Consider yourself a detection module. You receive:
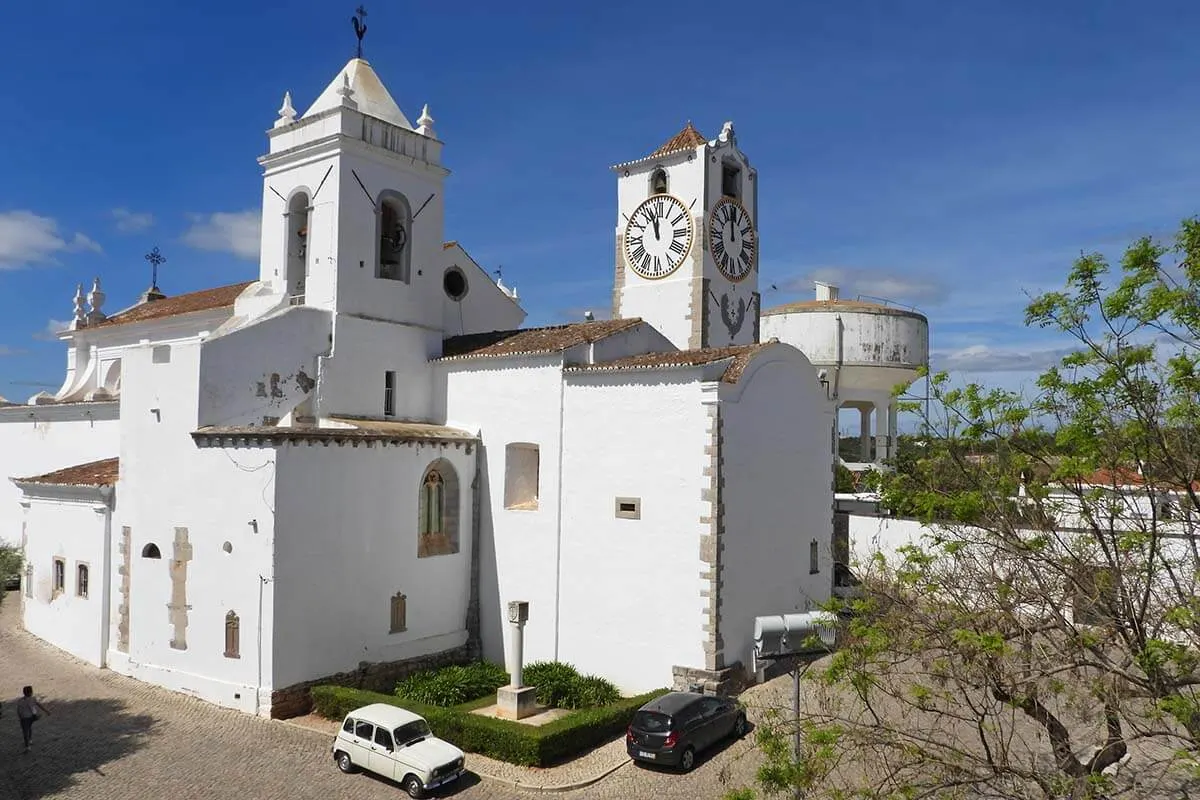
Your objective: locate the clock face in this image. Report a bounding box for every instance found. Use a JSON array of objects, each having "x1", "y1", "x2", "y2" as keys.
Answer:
[
  {"x1": 708, "y1": 198, "x2": 757, "y2": 282},
  {"x1": 624, "y1": 194, "x2": 693, "y2": 280}
]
